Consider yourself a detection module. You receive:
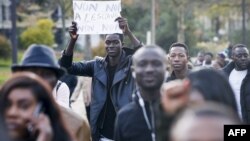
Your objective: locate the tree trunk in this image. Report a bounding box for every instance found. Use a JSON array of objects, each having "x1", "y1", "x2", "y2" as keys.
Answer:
[
  {"x1": 61, "y1": 4, "x2": 66, "y2": 49},
  {"x1": 242, "y1": 0, "x2": 246, "y2": 44},
  {"x1": 177, "y1": 6, "x2": 185, "y2": 43},
  {"x1": 11, "y1": 0, "x2": 17, "y2": 64}
]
